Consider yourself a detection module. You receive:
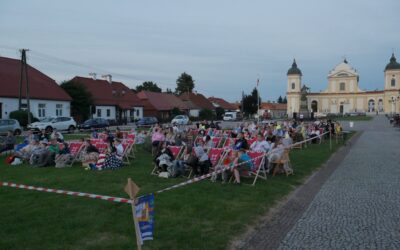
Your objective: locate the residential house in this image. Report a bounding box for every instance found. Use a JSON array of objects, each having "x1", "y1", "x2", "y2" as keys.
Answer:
[
  {"x1": 179, "y1": 92, "x2": 215, "y2": 117},
  {"x1": 208, "y1": 97, "x2": 236, "y2": 111},
  {"x1": 0, "y1": 56, "x2": 72, "y2": 119},
  {"x1": 259, "y1": 102, "x2": 287, "y2": 119},
  {"x1": 137, "y1": 91, "x2": 189, "y2": 120},
  {"x1": 71, "y1": 76, "x2": 143, "y2": 123}
]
